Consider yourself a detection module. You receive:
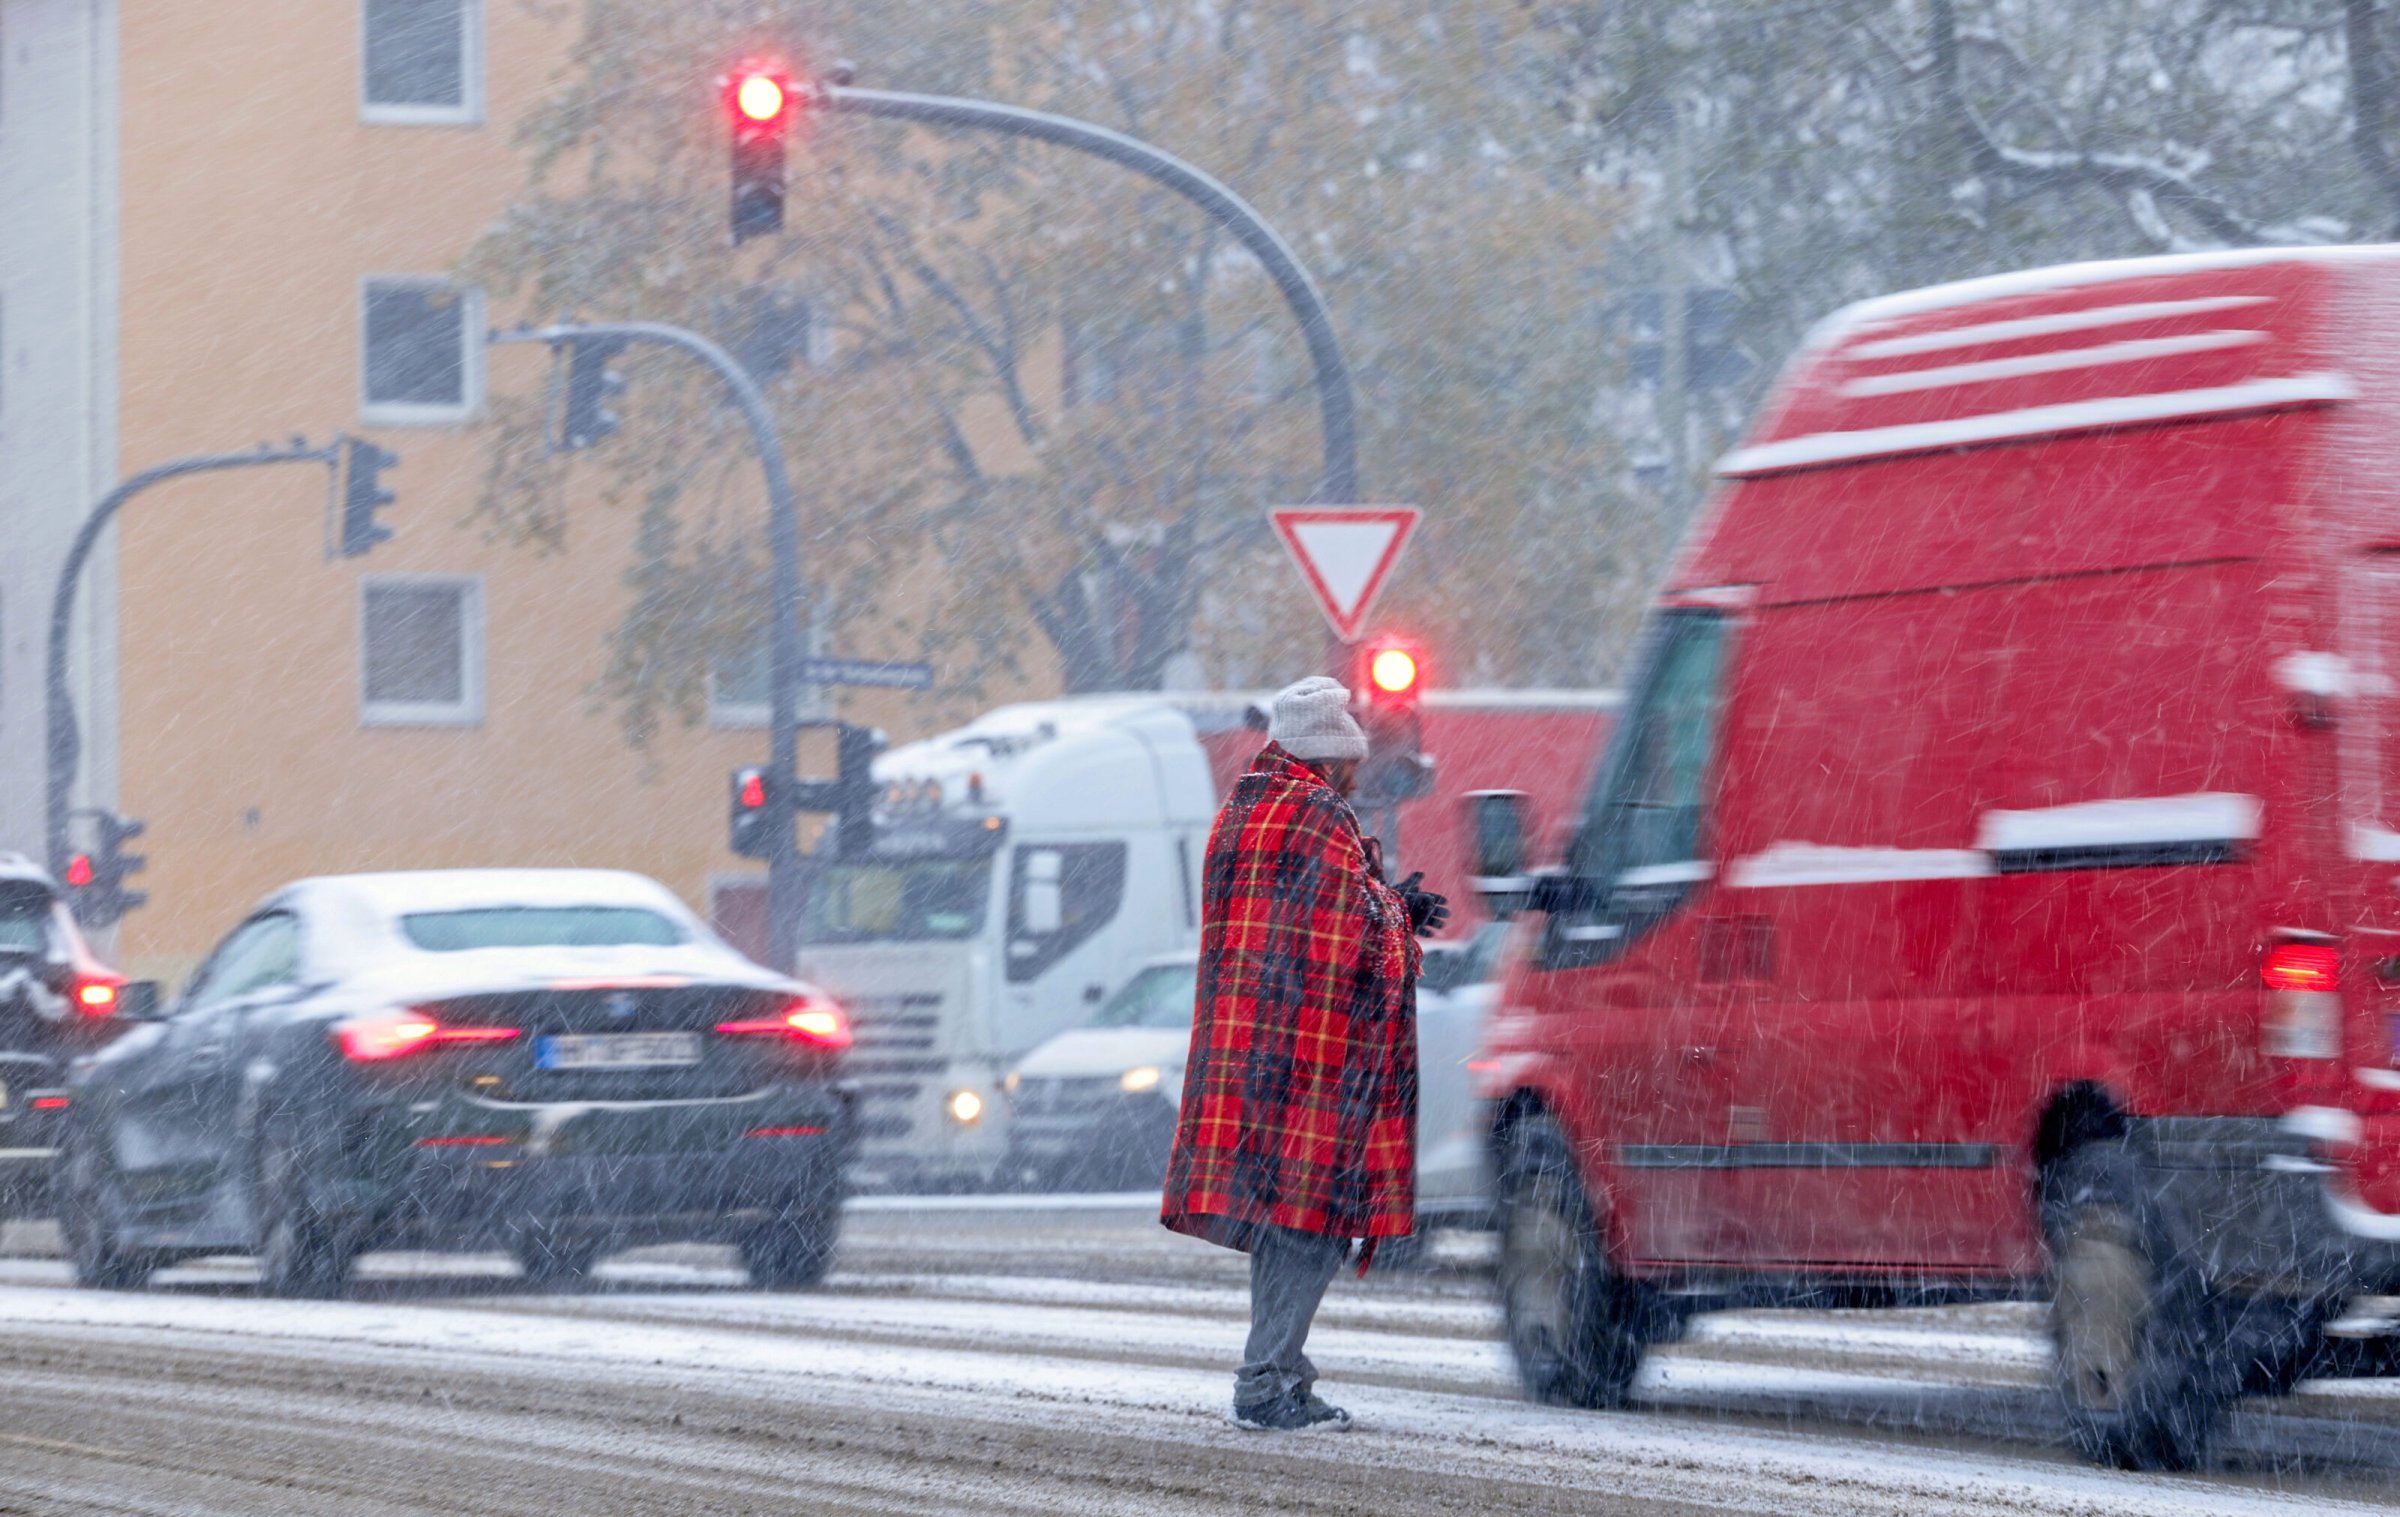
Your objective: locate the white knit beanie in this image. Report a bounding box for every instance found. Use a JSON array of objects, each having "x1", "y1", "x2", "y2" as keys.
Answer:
[{"x1": 1269, "y1": 676, "x2": 1369, "y2": 762}]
